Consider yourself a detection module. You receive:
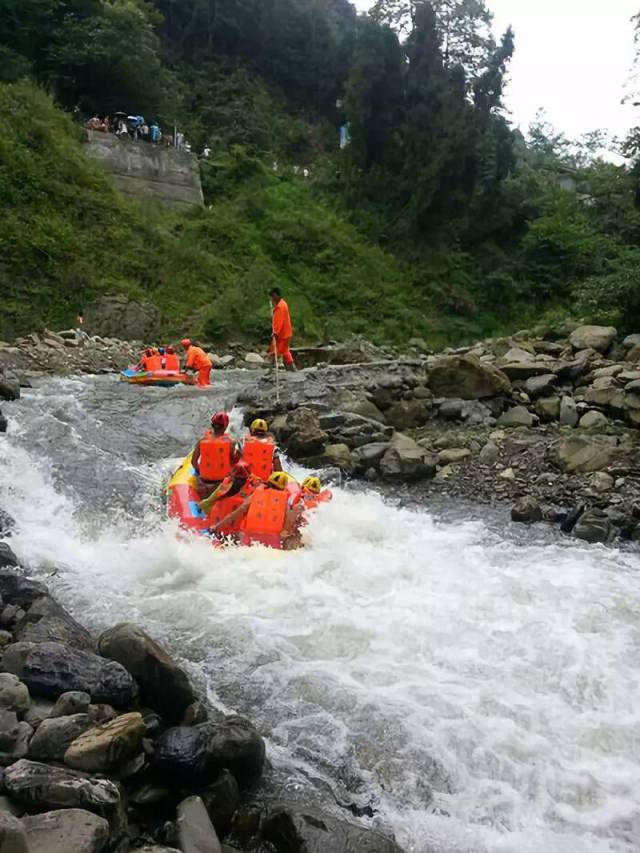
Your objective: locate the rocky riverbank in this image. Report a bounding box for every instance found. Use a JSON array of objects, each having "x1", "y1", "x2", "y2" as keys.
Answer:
[
  {"x1": 0, "y1": 536, "x2": 404, "y2": 853},
  {"x1": 238, "y1": 324, "x2": 640, "y2": 546}
]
